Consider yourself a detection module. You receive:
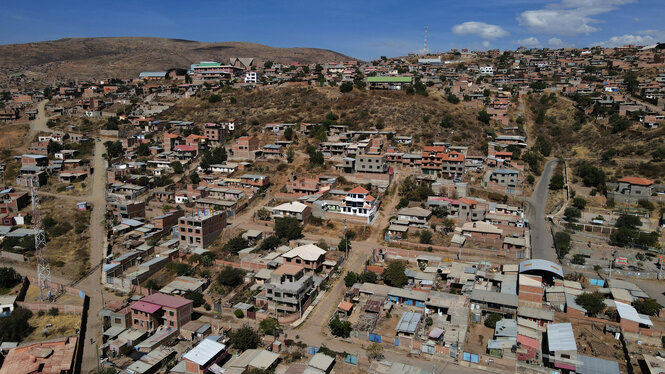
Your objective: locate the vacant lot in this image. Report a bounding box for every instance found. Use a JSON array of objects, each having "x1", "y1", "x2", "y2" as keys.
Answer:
[{"x1": 24, "y1": 313, "x2": 81, "y2": 343}]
